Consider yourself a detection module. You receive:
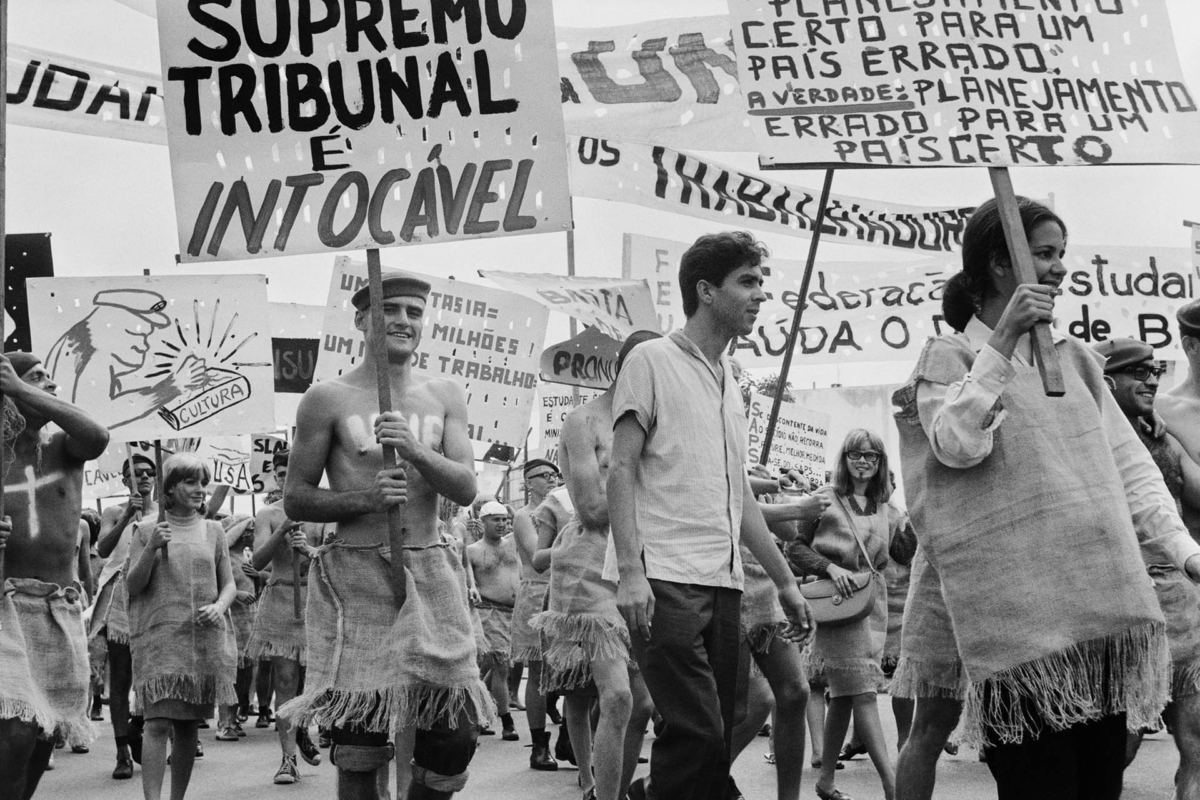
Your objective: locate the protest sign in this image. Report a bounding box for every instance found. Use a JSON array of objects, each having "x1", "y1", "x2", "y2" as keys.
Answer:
[
  {"x1": 270, "y1": 303, "x2": 323, "y2": 395},
  {"x1": 537, "y1": 384, "x2": 603, "y2": 465},
  {"x1": 627, "y1": 232, "x2": 1199, "y2": 366},
  {"x1": 315, "y1": 257, "x2": 548, "y2": 457},
  {"x1": 572, "y1": 136, "x2": 973, "y2": 252},
  {"x1": 558, "y1": 16, "x2": 754, "y2": 152},
  {"x1": 745, "y1": 391, "x2": 829, "y2": 481},
  {"x1": 540, "y1": 326, "x2": 621, "y2": 390},
  {"x1": 5, "y1": 42, "x2": 166, "y2": 145},
  {"x1": 157, "y1": 0, "x2": 571, "y2": 263},
  {"x1": 727, "y1": 0, "x2": 1200, "y2": 168},
  {"x1": 85, "y1": 439, "x2": 189, "y2": 501},
  {"x1": 791, "y1": 384, "x2": 902, "y2": 490},
  {"x1": 479, "y1": 272, "x2": 660, "y2": 340},
  {"x1": 4, "y1": 233, "x2": 53, "y2": 352},
  {"x1": 27, "y1": 275, "x2": 275, "y2": 440}
]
